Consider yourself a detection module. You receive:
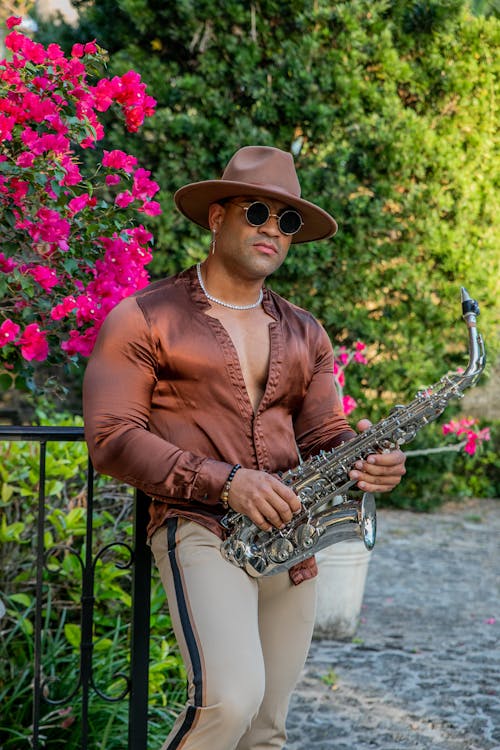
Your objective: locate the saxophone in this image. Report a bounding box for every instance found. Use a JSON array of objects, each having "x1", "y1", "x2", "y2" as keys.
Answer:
[{"x1": 221, "y1": 288, "x2": 486, "y2": 578}]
